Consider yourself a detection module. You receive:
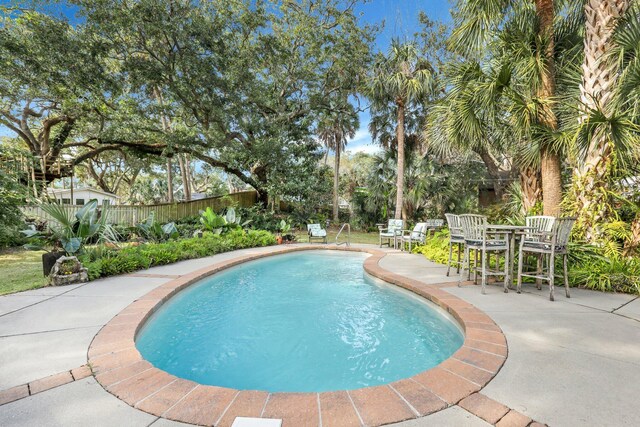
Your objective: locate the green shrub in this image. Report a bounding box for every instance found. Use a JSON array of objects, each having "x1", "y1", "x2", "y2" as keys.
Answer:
[
  {"x1": 412, "y1": 230, "x2": 458, "y2": 264},
  {"x1": 78, "y1": 229, "x2": 276, "y2": 280}
]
